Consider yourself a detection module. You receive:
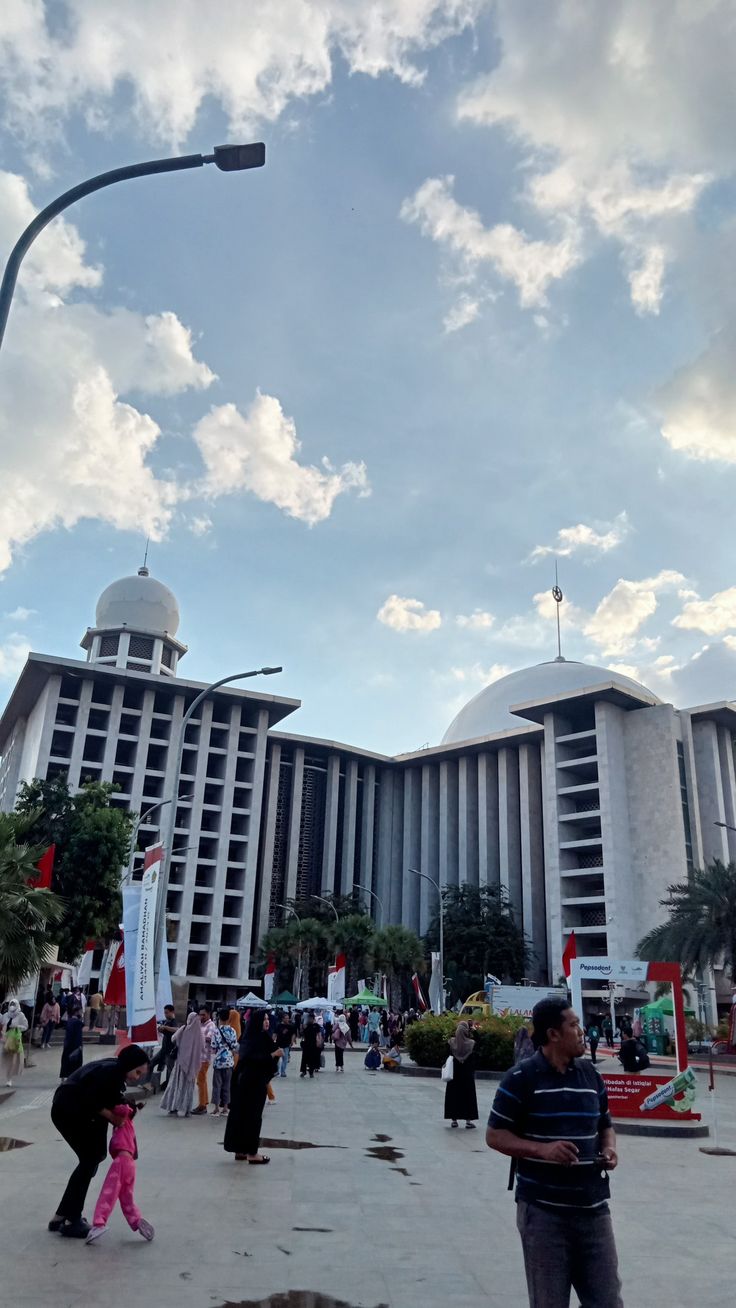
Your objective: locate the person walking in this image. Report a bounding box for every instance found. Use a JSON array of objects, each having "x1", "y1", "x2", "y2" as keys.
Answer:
[
  {"x1": 299, "y1": 1012, "x2": 323, "y2": 1078},
  {"x1": 48, "y1": 1046, "x2": 150, "y2": 1239},
  {"x1": 224, "y1": 1011, "x2": 281, "y2": 1163},
  {"x1": 602, "y1": 1015, "x2": 614, "y2": 1049},
  {"x1": 275, "y1": 1012, "x2": 295, "y2": 1077},
  {"x1": 40, "y1": 992, "x2": 60, "y2": 1050},
  {"x1": 151, "y1": 1004, "x2": 179, "y2": 1088},
  {"x1": 192, "y1": 1005, "x2": 216, "y2": 1116},
  {"x1": 367, "y1": 1006, "x2": 381, "y2": 1043},
  {"x1": 348, "y1": 1006, "x2": 360, "y2": 1044},
  {"x1": 443, "y1": 1021, "x2": 478, "y2": 1129},
  {"x1": 333, "y1": 1011, "x2": 353, "y2": 1071},
  {"x1": 160, "y1": 1011, "x2": 205, "y2": 1118},
  {"x1": 210, "y1": 1006, "x2": 238, "y2": 1115},
  {"x1": 586, "y1": 1017, "x2": 601, "y2": 1064},
  {"x1": 88, "y1": 990, "x2": 104, "y2": 1032},
  {"x1": 1, "y1": 999, "x2": 28, "y2": 1086},
  {"x1": 487, "y1": 996, "x2": 622, "y2": 1308},
  {"x1": 60, "y1": 1005, "x2": 84, "y2": 1080}
]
